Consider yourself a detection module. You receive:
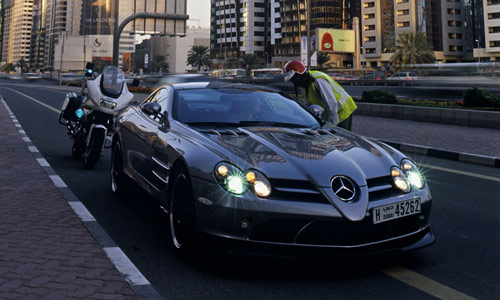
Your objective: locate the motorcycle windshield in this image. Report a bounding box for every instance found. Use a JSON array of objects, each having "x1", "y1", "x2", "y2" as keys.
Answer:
[{"x1": 100, "y1": 66, "x2": 125, "y2": 98}]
